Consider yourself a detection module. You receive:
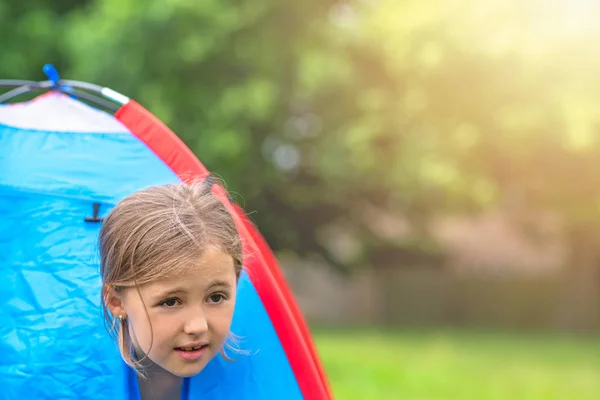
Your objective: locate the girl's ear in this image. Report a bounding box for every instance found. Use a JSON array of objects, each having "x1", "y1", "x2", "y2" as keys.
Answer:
[{"x1": 103, "y1": 285, "x2": 126, "y2": 318}]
